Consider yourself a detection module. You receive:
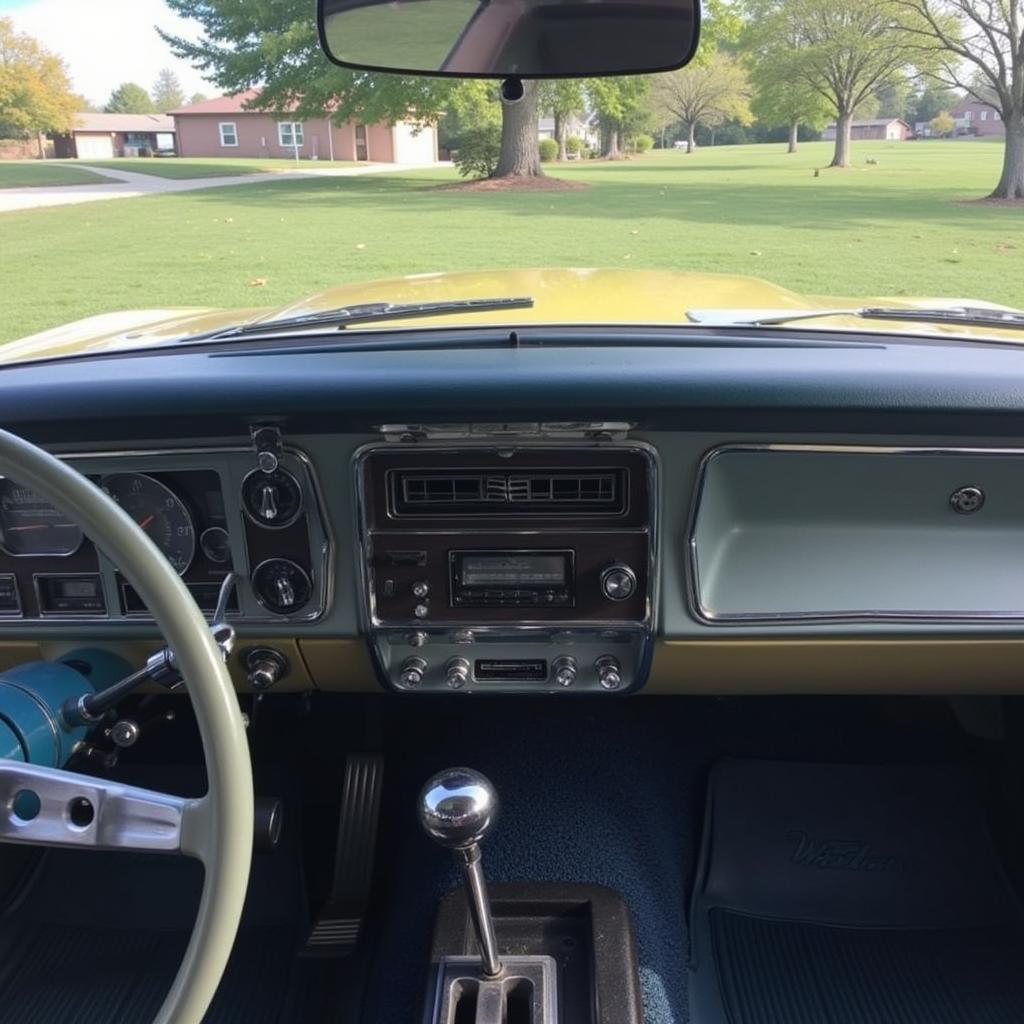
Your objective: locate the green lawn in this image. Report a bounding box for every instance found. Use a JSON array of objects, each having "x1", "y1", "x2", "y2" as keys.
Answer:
[
  {"x1": 0, "y1": 162, "x2": 119, "y2": 189},
  {"x1": 2, "y1": 140, "x2": 1022, "y2": 343},
  {"x1": 81, "y1": 157, "x2": 363, "y2": 179}
]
